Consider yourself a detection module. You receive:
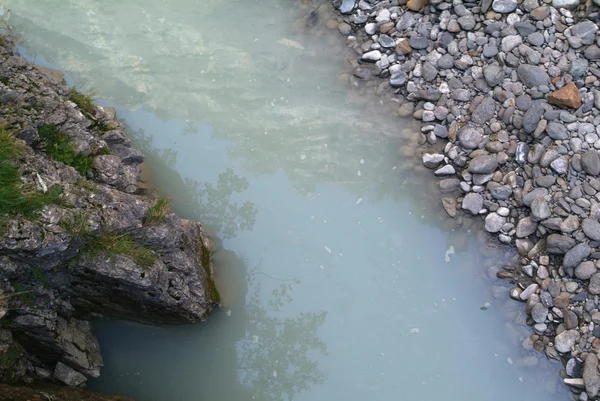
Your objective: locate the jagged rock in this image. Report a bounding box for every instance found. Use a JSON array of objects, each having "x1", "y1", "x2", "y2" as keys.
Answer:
[
  {"x1": 54, "y1": 362, "x2": 87, "y2": 387},
  {"x1": 547, "y1": 82, "x2": 582, "y2": 109}
]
